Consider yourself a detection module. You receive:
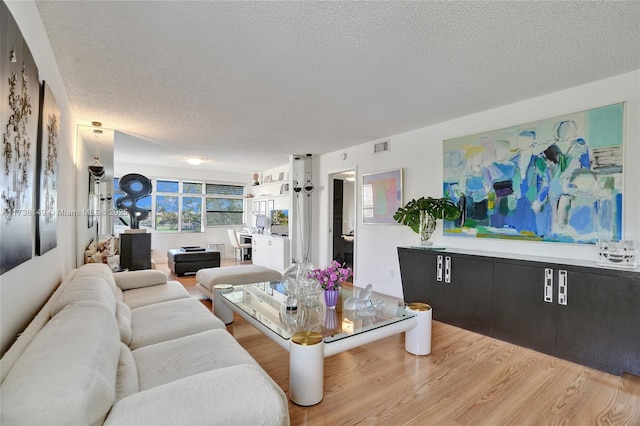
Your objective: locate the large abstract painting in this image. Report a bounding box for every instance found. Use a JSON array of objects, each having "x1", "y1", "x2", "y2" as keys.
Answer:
[
  {"x1": 443, "y1": 103, "x2": 624, "y2": 244},
  {"x1": 1, "y1": 2, "x2": 40, "y2": 274},
  {"x1": 36, "y1": 82, "x2": 59, "y2": 255}
]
